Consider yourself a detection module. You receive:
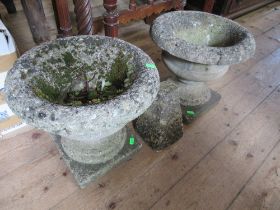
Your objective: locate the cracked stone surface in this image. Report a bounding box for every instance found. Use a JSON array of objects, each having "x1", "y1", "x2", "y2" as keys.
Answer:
[{"x1": 133, "y1": 80, "x2": 183, "y2": 150}]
